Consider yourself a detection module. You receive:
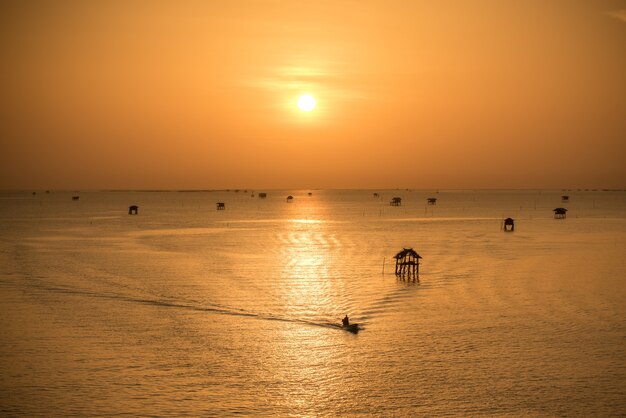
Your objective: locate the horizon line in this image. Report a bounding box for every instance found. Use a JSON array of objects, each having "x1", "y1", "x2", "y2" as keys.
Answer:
[{"x1": 3, "y1": 187, "x2": 626, "y2": 193}]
